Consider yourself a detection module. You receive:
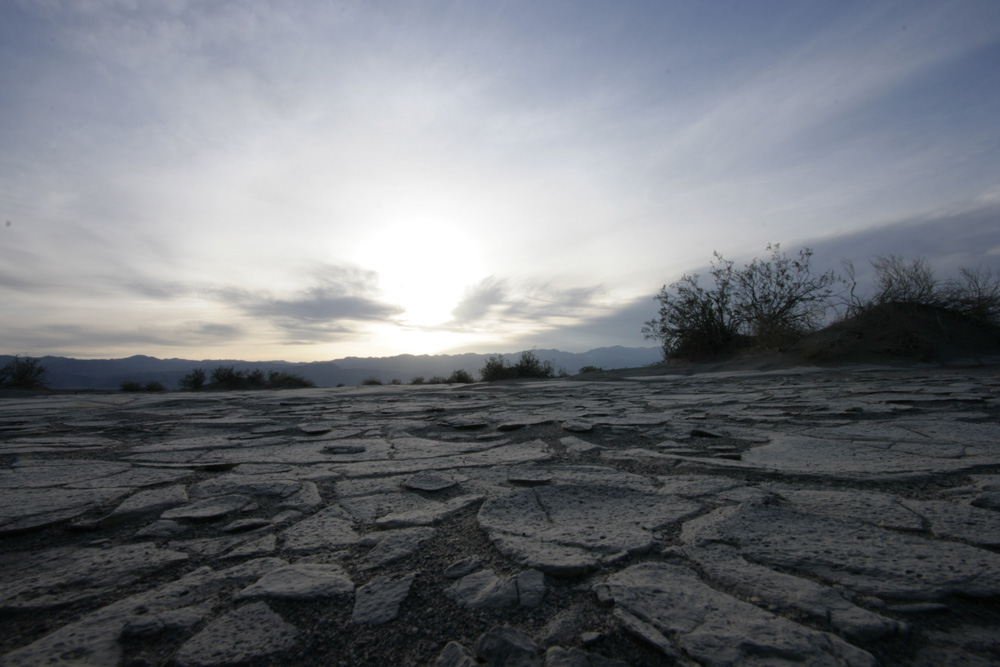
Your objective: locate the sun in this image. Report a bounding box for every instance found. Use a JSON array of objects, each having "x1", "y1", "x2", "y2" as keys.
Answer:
[{"x1": 352, "y1": 217, "x2": 484, "y2": 327}]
